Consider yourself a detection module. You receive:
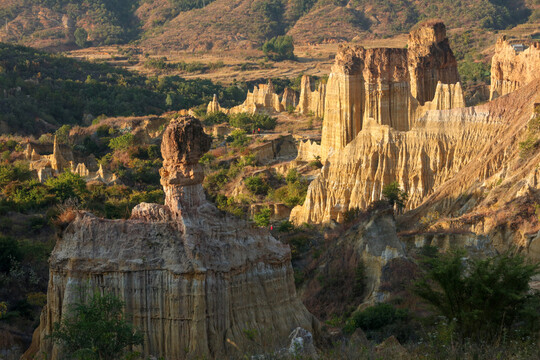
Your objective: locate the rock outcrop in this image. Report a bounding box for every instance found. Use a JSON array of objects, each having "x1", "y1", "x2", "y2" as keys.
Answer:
[
  {"x1": 401, "y1": 84, "x2": 540, "y2": 260},
  {"x1": 296, "y1": 75, "x2": 326, "y2": 118},
  {"x1": 26, "y1": 138, "x2": 118, "y2": 184},
  {"x1": 319, "y1": 21, "x2": 462, "y2": 161},
  {"x1": 24, "y1": 117, "x2": 316, "y2": 360},
  {"x1": 291, "y1": 21, "x2": 470, "y2": 224},
  {"x1": 300, "y1": 206, "x2": 407, "y2": 318},
  {"x1": 489, "y1": 36, "x2": 540, "y2": 100},
  {"x1": 215, "y1": 80, "x2": 284, "y2": 115}
]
